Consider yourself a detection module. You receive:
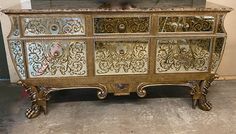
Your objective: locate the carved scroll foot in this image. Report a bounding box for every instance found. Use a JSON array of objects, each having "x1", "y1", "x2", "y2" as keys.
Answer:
[
  {"x1": 190, "y1": 81, "x2": 212, "y2": 111},
  {"x1": 198, "y1": 96, "x2": 212, "y2": 111},
  {"x1": 97, "y1": 84, "x2": 108, "y2": 100},
  {"x1": 18, "y1": 81, "x2": 49, "y2": 119},
  {"x1": 190, "y1": 75, "x2": 216, "y2": 111},
  {"x1": 25, "y1": 104, "x2": 41, "y2": 119},
  {"x1": 137, "y1": 83, "x2": 147, "y2": 98}
]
